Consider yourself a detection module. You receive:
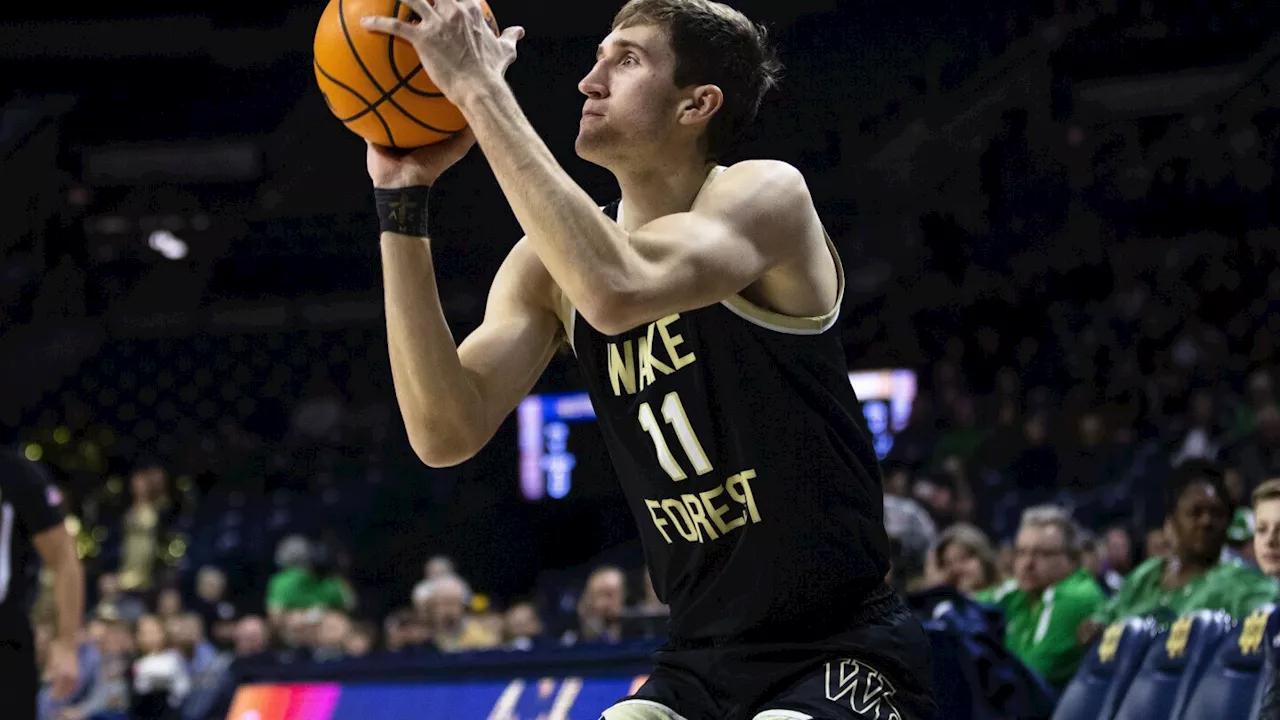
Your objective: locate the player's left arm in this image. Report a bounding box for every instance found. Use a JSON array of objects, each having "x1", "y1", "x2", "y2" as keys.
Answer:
[{"x1": 457, "y1": 87, "x2": 813, "y2": 334}]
